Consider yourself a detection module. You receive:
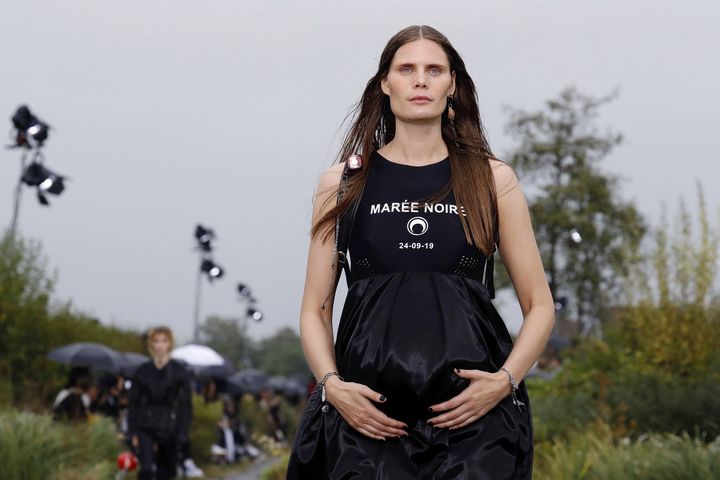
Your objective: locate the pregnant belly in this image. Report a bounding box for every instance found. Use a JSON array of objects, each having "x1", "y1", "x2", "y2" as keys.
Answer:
[{"x1": 334, "y1": 271, "x2": 514, "y2": 422}]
